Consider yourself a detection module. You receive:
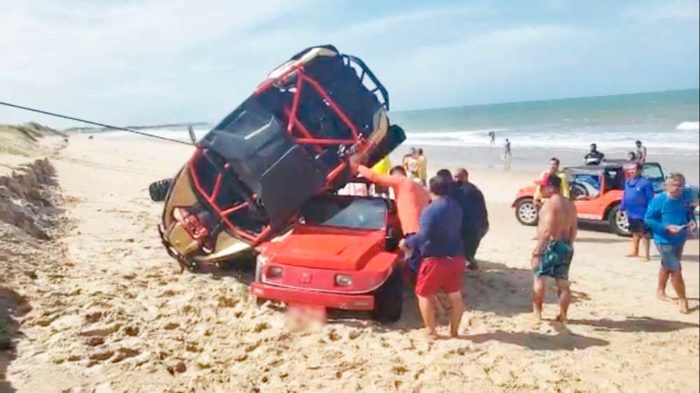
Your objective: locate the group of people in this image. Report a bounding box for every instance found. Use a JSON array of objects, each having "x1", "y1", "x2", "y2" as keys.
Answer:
[
  {"x1": 353, "y1": 155, "x2": 488, "y2": 338},
  {"x1": 540, "y1": 152, "x2": 696, "y2": 315},
  {"x1": 622, "y1": 167, "x2": 696, "y2": 313},
  {"x1": 399, "y1": 147, "x2": 428, "y2": 185},
  {"x1": 348, "y1": 139, "x2": 695, "y2": 337},
  {"x1": 584, "y1": 140, "x2": 647, "y2": 166}
]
